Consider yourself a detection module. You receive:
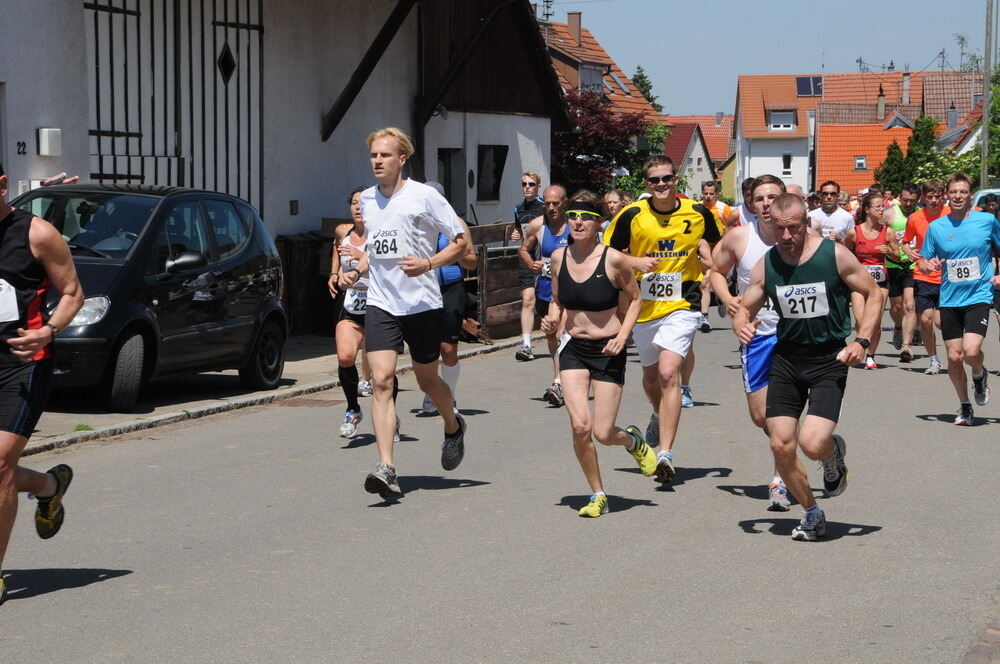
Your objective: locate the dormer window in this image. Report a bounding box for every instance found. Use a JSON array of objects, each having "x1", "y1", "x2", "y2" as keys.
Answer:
[
  {"x1": 768, "y1": 110, "x2": 795, "y2": 131},
  {"x1": 579, "y1": 64, "x2": 605, "y2": 93}
]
